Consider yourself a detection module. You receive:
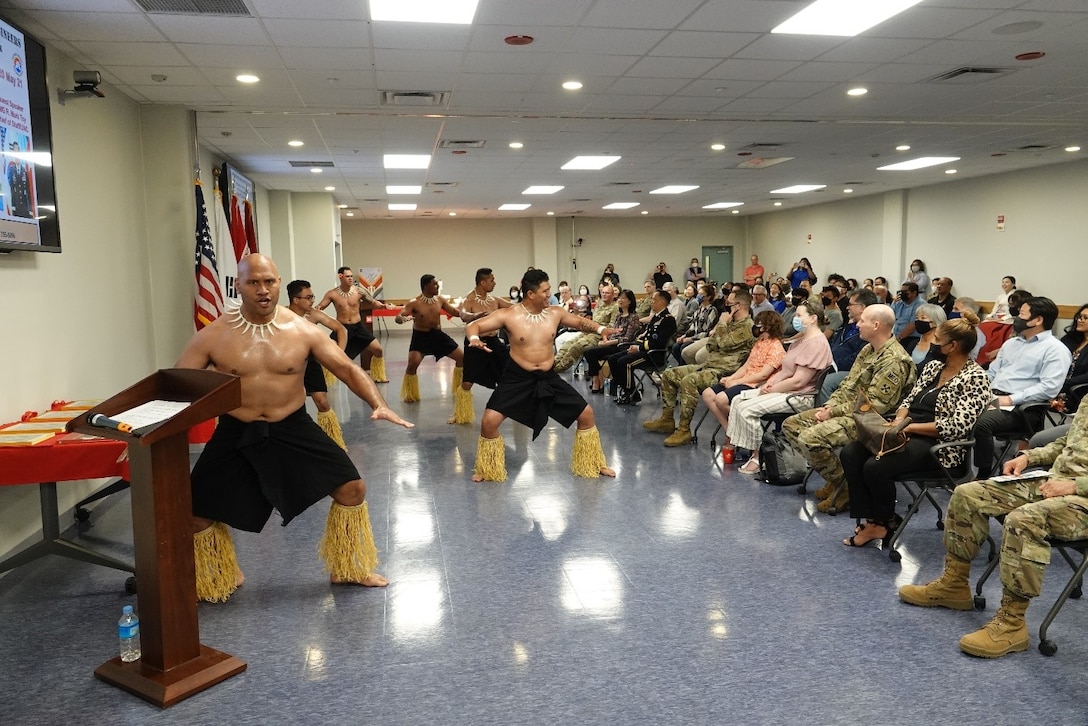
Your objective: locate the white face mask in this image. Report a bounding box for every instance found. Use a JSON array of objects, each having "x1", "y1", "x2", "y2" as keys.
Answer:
[{"x1": 911, "y1": 265, "x2": 920, "y2": 273}]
